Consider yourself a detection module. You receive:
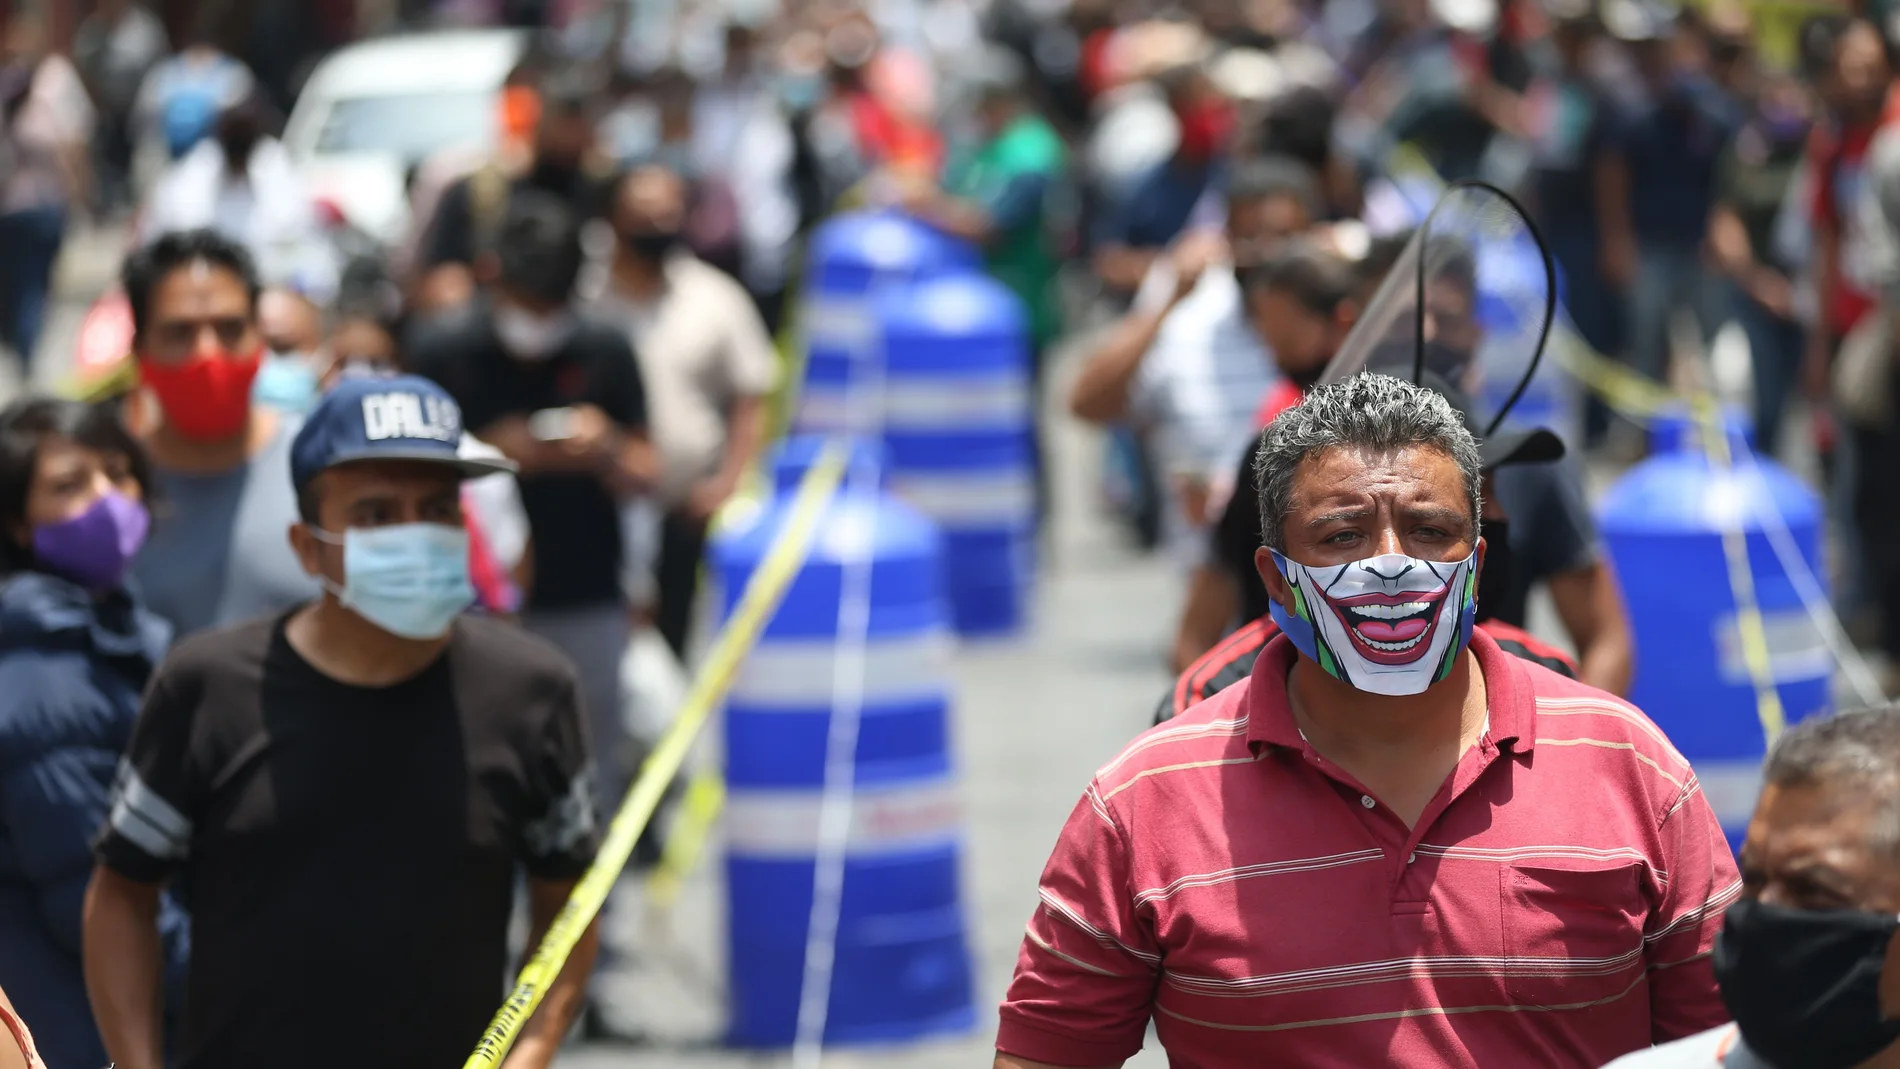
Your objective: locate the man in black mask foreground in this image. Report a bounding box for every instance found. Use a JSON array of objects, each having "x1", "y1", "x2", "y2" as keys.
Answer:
[{"x1": 1603, "y1": 704, "x2": 1900, "y2": 1069}]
